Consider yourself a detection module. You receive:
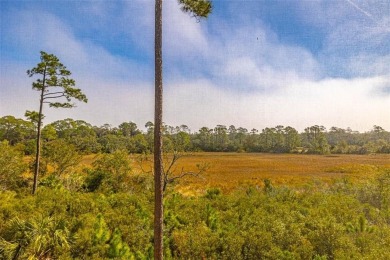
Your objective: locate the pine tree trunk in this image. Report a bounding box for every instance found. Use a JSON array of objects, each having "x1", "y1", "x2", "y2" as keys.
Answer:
[
  {"x1": 32, "y1": 70, "x2": 46, "y2": 195},
  {"x1": 154, "y1": 0, "x2": 164, "y2": 259}
]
